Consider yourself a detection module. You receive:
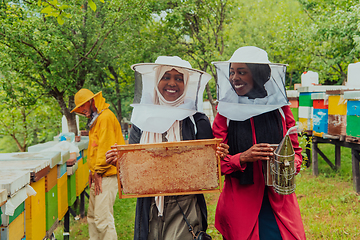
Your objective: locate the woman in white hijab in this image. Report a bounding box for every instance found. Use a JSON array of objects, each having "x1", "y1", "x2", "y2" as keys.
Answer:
[{"x1": 107, "y1": 56, "x2": 227, "y2": 240}]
